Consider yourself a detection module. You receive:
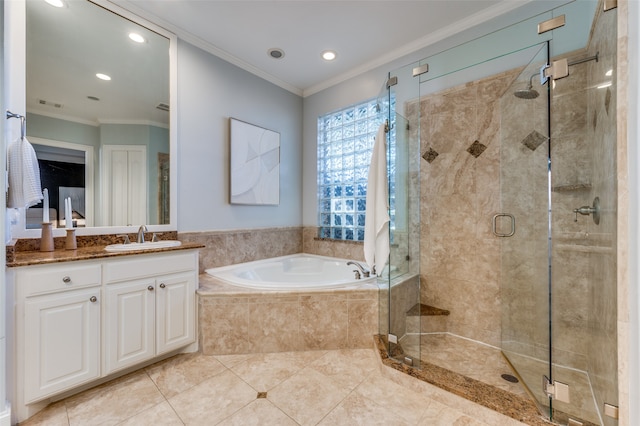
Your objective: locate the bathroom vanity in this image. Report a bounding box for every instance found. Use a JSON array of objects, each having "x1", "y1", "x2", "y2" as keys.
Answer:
[{"x1": 5, "y1": 245, "x2": 201, "y2": 423}]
